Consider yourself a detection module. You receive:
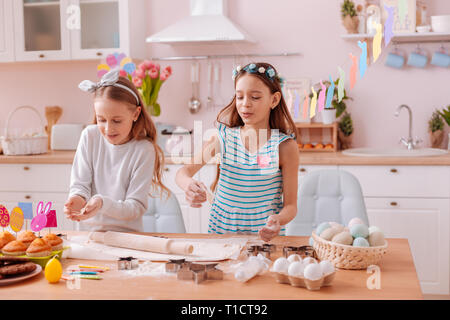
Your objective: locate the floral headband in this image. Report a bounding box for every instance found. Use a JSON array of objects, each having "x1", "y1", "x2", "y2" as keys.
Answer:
[
  {"x1": 78, "y1": 69, "x2": 140, "y2": 106},
  {"x1": 232, "y1": 63, "x2": 278, "y2": 82}
]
